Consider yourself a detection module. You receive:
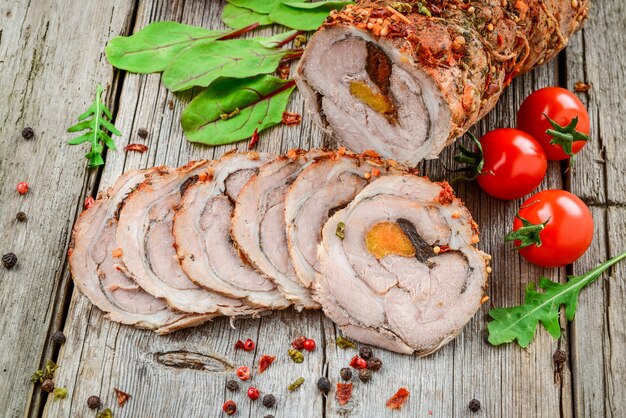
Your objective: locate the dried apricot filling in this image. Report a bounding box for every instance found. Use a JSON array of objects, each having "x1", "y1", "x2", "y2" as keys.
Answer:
[{"x1": 365, "y1": 222, "x2": 415, "y2": 259}]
